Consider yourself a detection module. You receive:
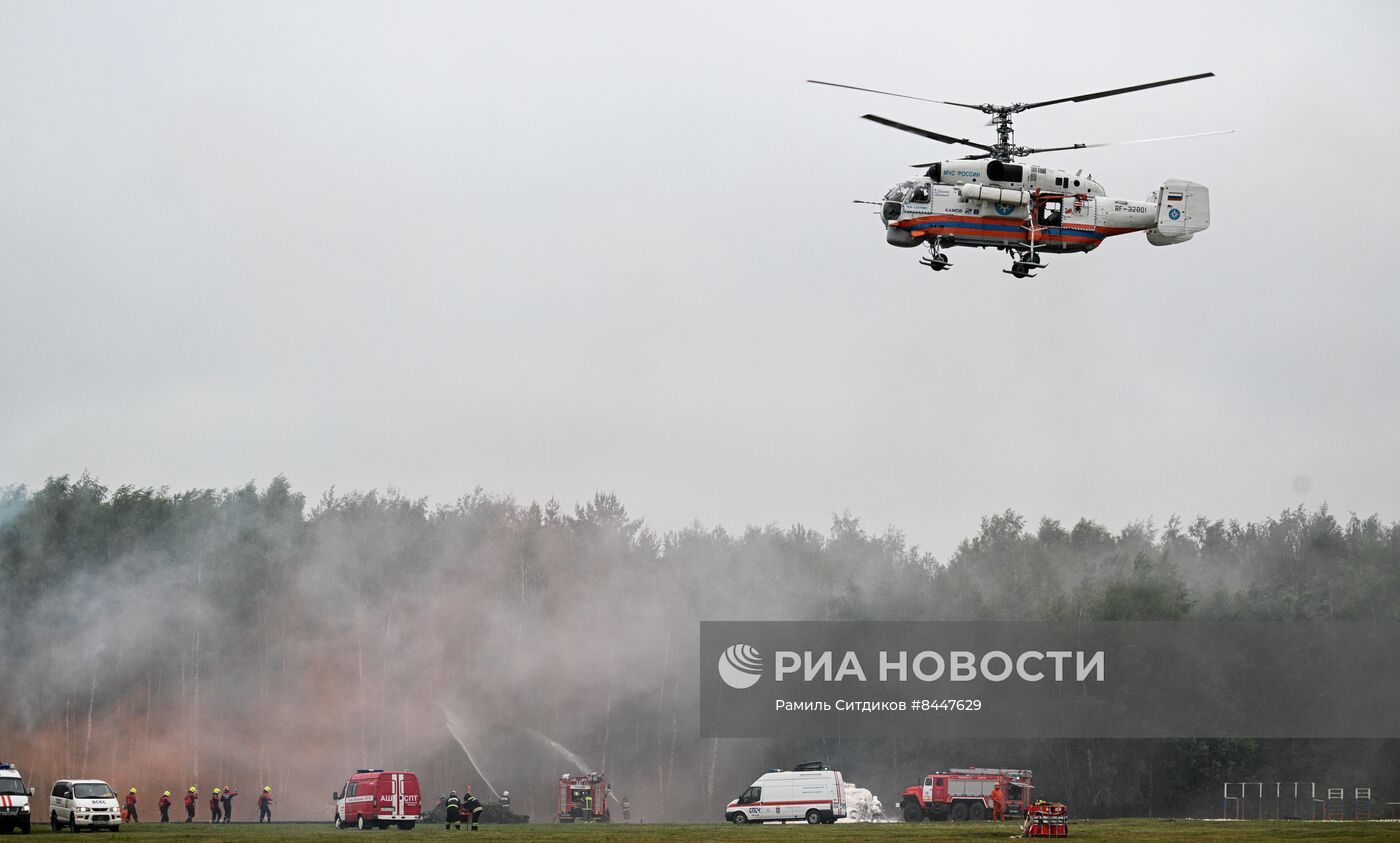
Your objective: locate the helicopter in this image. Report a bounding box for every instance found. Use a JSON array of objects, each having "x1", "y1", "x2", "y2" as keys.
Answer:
[{"x1": 809, "y1": 73, "x2": 1230, "y2": 277}]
